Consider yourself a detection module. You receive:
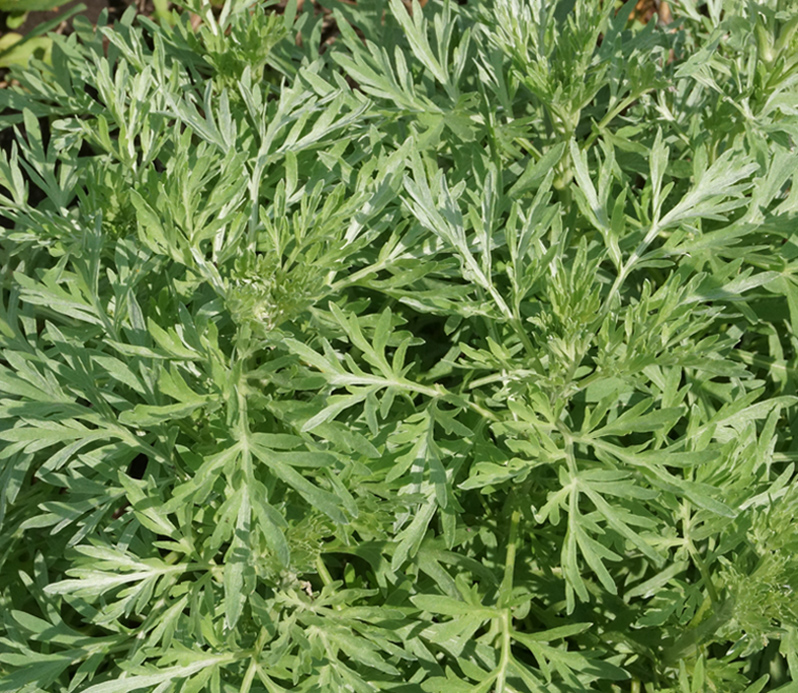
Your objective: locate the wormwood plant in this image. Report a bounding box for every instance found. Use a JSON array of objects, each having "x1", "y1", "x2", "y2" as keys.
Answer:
[{"x1": 1, "y1": 0, "x2": 798, "y2": 690}]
